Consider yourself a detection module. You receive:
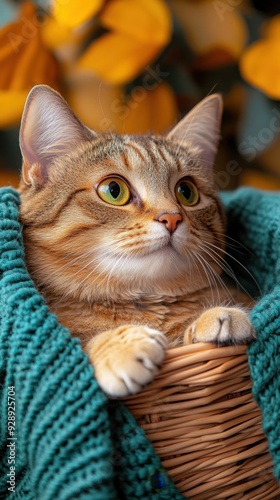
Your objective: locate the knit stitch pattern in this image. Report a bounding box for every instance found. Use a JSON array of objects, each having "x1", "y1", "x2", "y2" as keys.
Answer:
[
  {"x1": 221, "y1": 188, "x2": 280, "y2": 481},
  {"x1": 0, "y1": 187, "x2": 279, "y2": 499}
]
